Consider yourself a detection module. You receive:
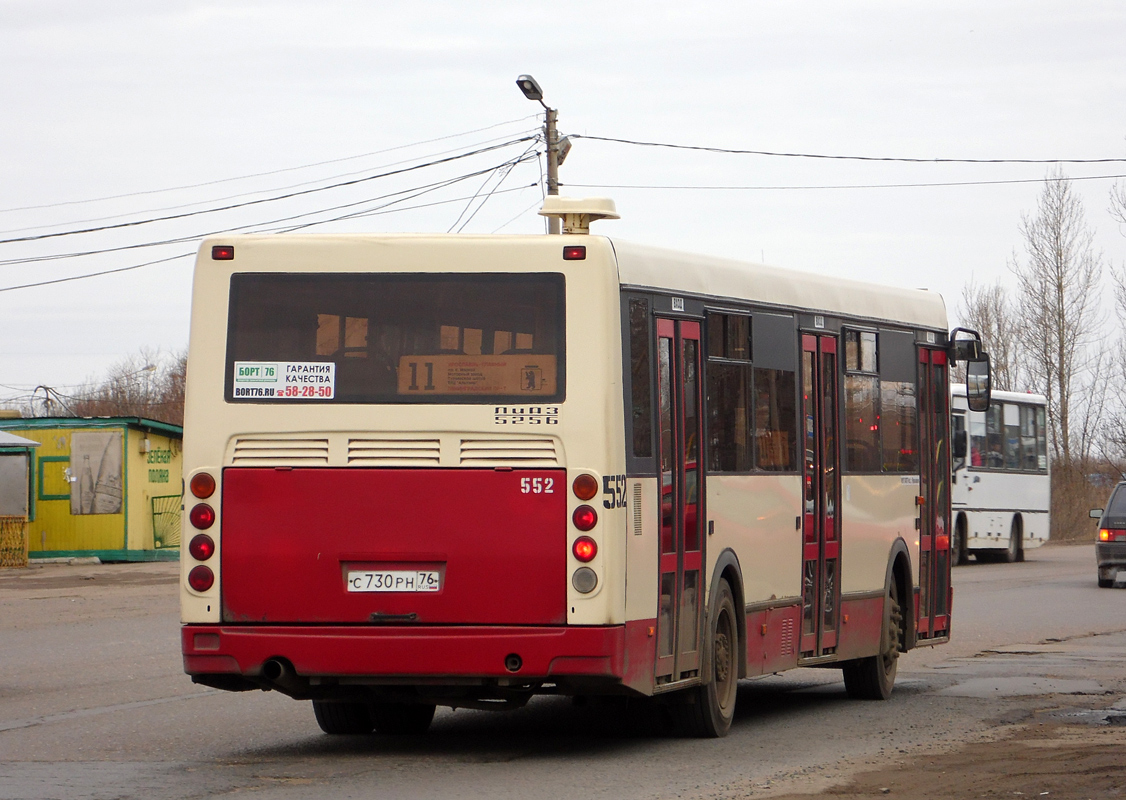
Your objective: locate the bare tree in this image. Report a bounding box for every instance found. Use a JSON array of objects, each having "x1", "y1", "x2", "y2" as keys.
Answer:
[
  {"x1": 1010, "y1": 168, "x2": 1106, "y2": 464},
  {"x1": 958, "y1": 278, "x2": 1022, "y2": 392},
  {"x1": 65, "y1": 348, "x2": 187, "y2": 426}
]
